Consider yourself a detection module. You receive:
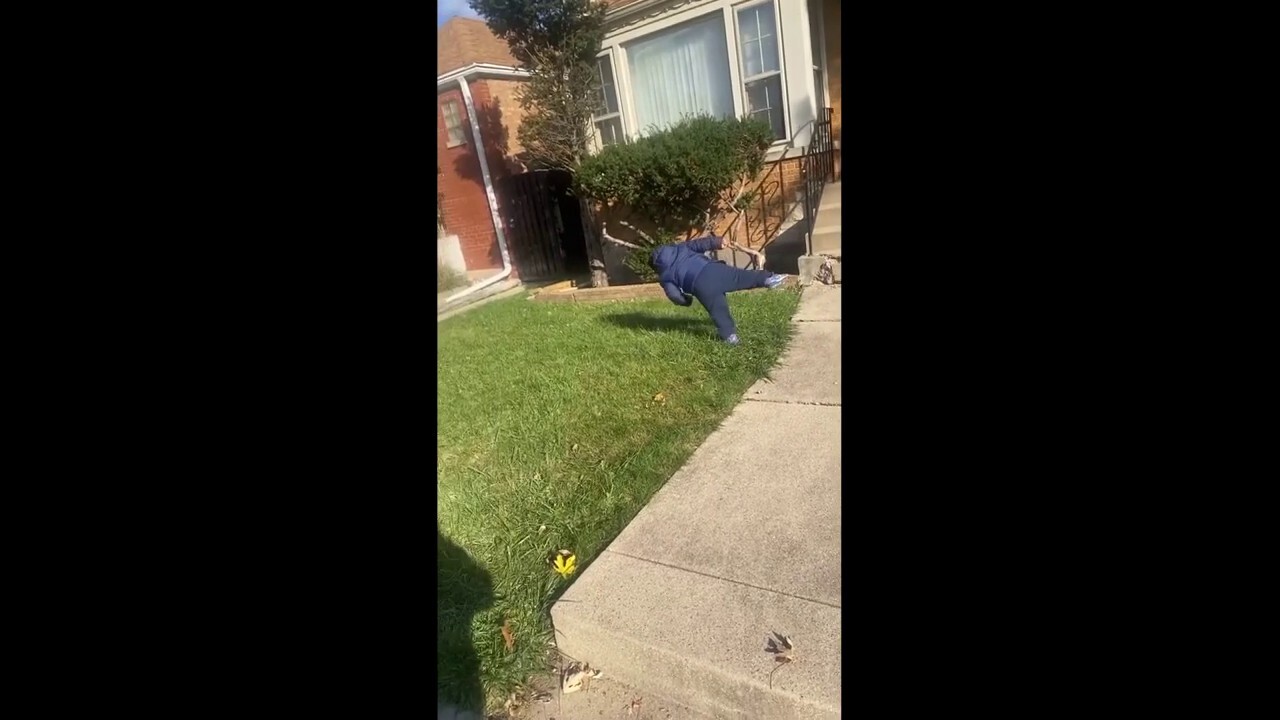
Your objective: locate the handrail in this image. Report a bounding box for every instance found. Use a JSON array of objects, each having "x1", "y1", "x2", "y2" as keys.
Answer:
[
  {"x1": 801, "y1": 107, "x2": 835, "y2": 257},
  {"x1": 722, "y1": 108, "x2": 836, "y2": 267}
]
